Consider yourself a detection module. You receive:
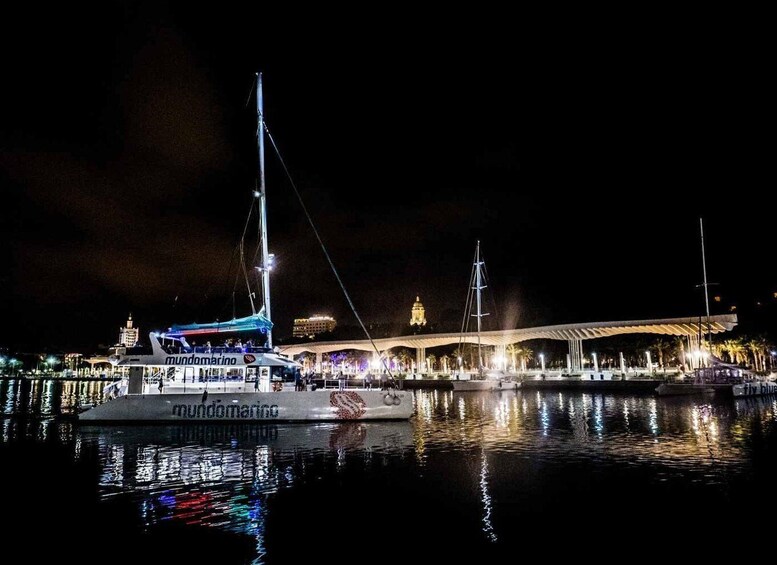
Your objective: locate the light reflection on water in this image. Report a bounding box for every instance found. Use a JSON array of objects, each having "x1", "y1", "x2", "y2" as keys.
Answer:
[
  {"x1": 0, "y1": 378, "x2": 103, "y2": 417},
  {"x1": 411, "y1": 389, "x2": 773, "y2": 472},
  {"x1": 2, "y1": 381, "x2": 777, "y2": 563}
]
